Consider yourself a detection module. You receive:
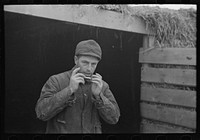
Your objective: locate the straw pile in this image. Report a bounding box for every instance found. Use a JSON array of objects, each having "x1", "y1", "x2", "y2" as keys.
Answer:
[{"x1": 96, "y1": 5, "x2": 196, "y2": 48}]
